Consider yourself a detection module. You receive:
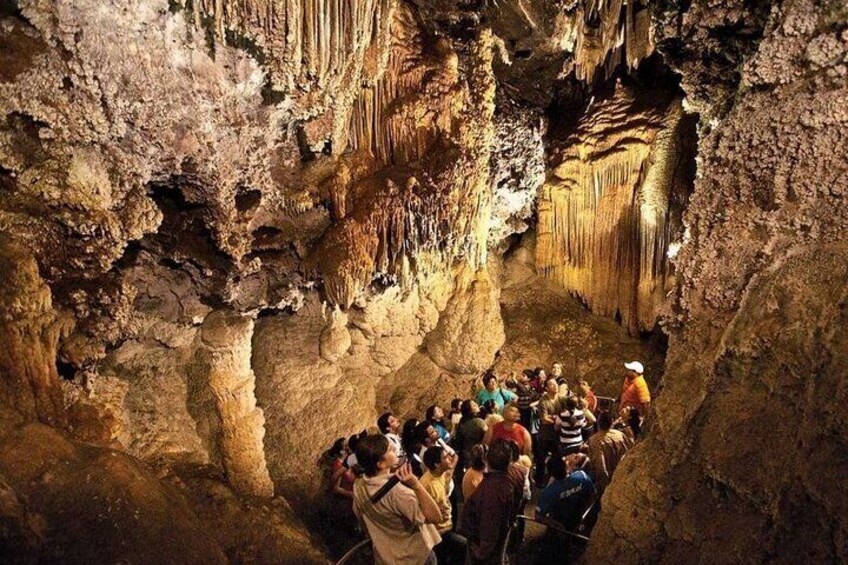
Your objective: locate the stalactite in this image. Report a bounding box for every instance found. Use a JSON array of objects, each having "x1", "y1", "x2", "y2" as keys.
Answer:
[
  {"x1": 316, "y1": 26, "x2": 497, "y2": 308},
  {"x1": 574, "y1": 0, "x2": 653, "y2": 83},
  {"x1": 536, "y1": 85, "x2": 687, "y2": 333},
  {"x1": 189, "y1": 0, "x2": 394, "y2": 93}
]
